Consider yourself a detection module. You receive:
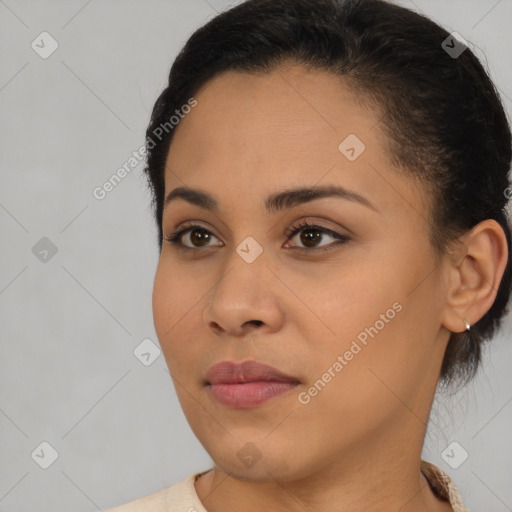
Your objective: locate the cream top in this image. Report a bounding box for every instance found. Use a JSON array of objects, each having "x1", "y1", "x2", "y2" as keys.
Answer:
[{"x1": 104, "y1": 460, "x2": 468, "y2": 512}]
